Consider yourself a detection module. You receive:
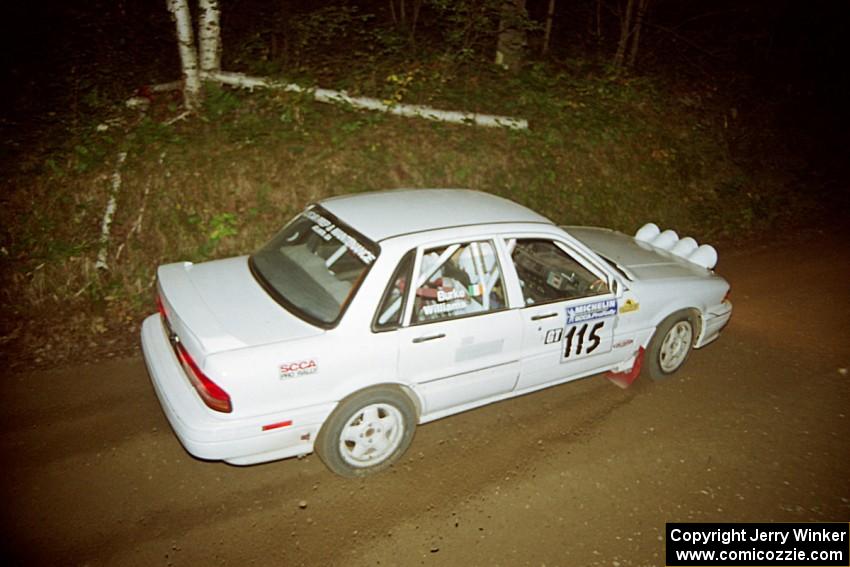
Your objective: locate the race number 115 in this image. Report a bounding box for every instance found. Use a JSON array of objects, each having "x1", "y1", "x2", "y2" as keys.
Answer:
[{"x1": 563, "y1": 321, "x2": 605, "y2": 359}]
